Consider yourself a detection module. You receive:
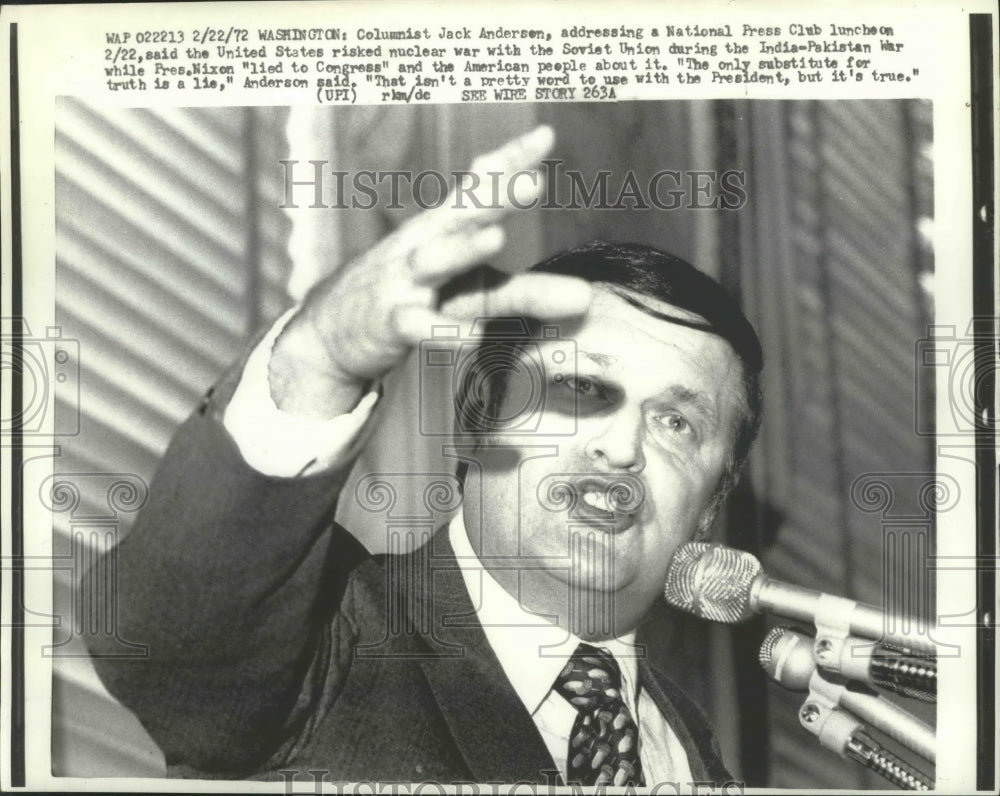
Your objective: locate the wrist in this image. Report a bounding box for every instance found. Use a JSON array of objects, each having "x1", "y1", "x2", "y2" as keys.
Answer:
[{"x1": 268, "y1": 311, "x2": 366, "y2": 419}]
